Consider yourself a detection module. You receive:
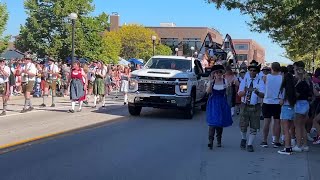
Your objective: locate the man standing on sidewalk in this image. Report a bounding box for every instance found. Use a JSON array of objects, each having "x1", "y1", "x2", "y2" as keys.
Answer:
[
  {"x1": 0, "y1": 58, "x2": 11, "y2": 116},
  {"x1": 238, "y1": 61, "x2": 265, "y2": 152},
  {"x1": 40, "y1": 57, "x2": 59, "y2": 107},
  {"x1": 20, "y1": 54, "x2": 37, "y2": 113}
]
